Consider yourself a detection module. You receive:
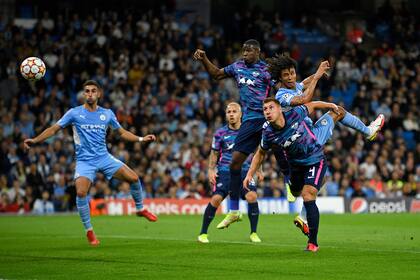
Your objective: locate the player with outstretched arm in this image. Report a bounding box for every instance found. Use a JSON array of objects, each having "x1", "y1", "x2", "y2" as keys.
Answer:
[{"x1": 24, "y1": 80, "x2": 157, "y2": 246}]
